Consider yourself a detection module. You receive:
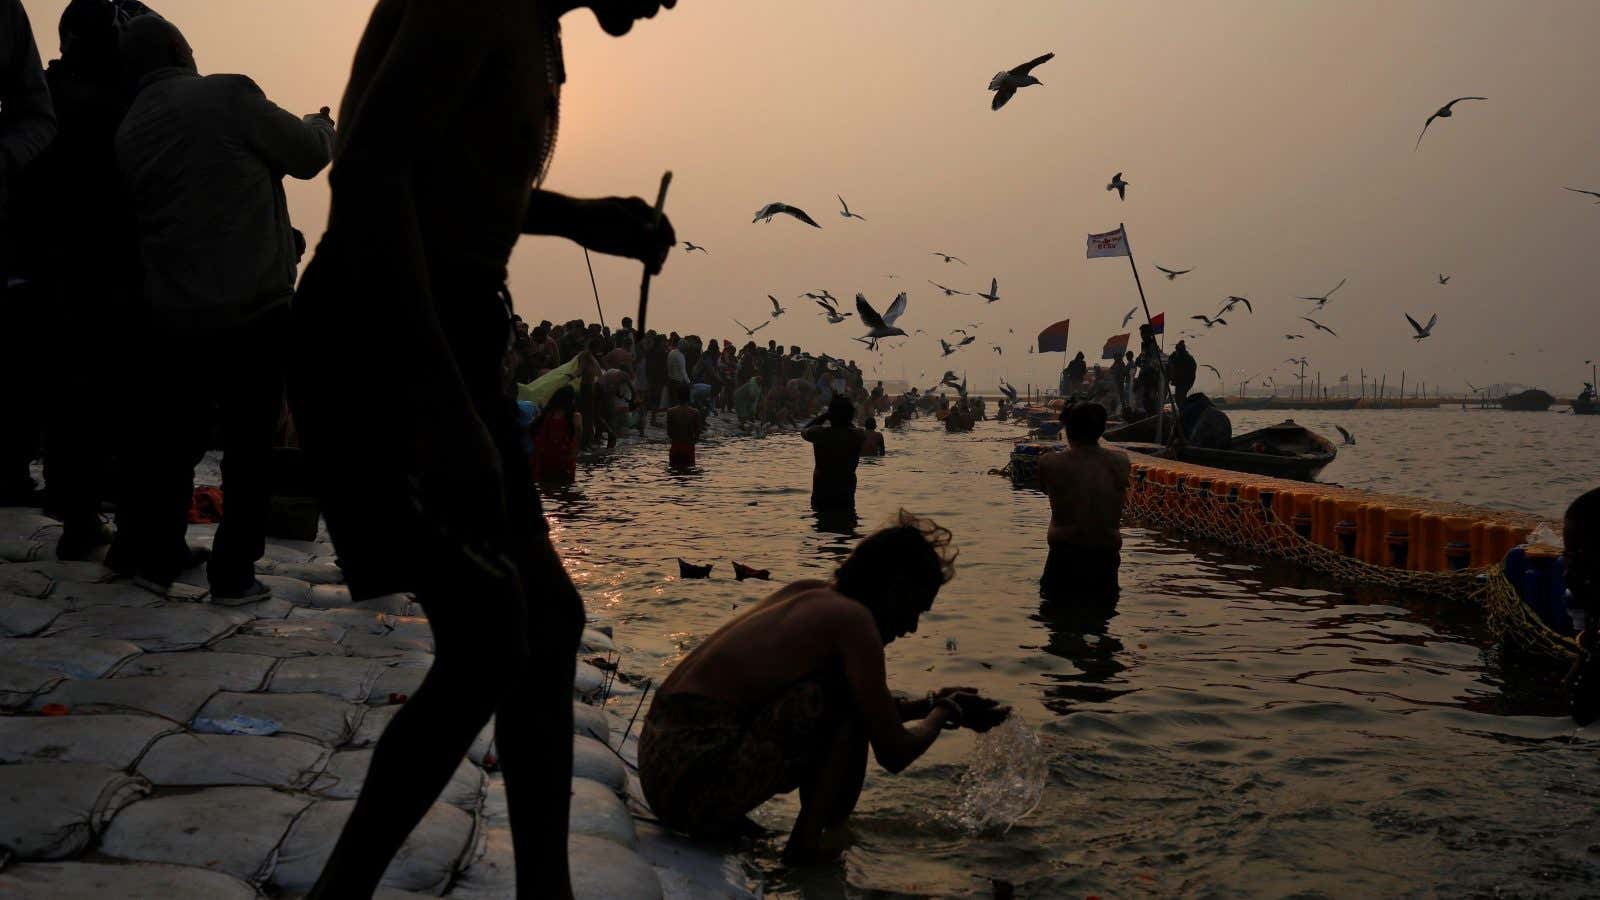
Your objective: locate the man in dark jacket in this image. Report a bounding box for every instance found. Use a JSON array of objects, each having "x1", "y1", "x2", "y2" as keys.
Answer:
[
  {"x1": 1168, "y1": 339, "x2": 1198, "y2": 407},
  {"x1": 1063, "y1": 351, "x2": 1088, "y2": 396},
  {"x1": 111, "y1": 15, "x2": 333, "y2": 599},
  {"x1": 0, "y1": 0, "x2": 58, "y2": 506}
]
